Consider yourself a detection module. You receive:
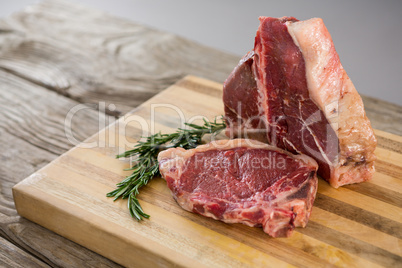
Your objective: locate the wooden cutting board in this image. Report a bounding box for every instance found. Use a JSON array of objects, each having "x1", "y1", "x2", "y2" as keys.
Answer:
[{"x1": 13, "y1": 75, "x2": 402, "y2": 268}]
